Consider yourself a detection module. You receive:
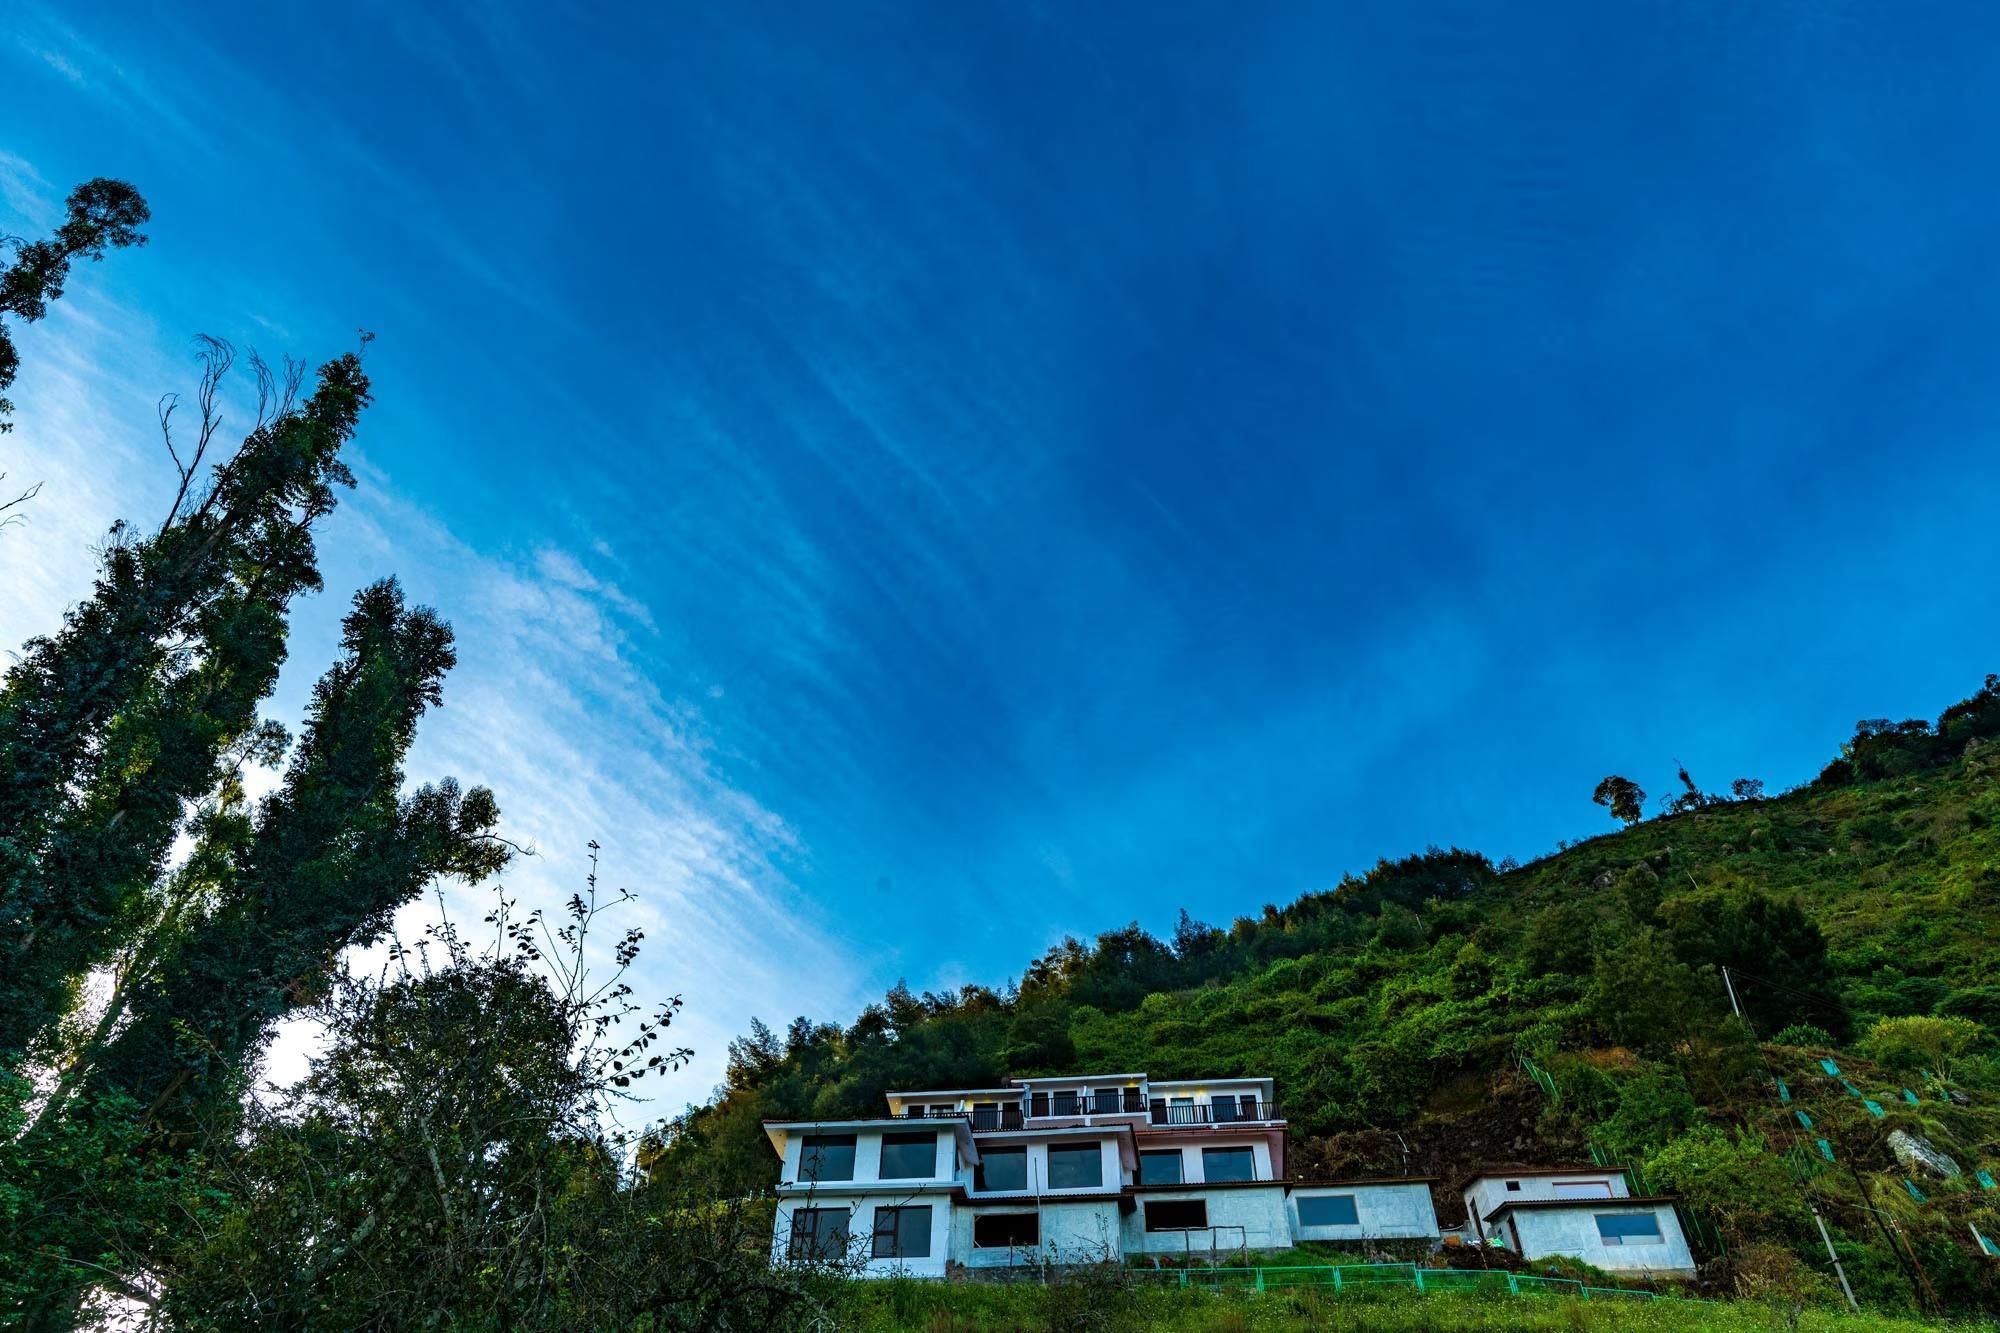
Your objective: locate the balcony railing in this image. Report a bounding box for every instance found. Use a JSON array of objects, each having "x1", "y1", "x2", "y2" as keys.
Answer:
[
  {"x1": 895, "y1": 1096, "x2": 1282, "y2": 1129},
  {"x1": 1149, "y1": 1101, "x2": 1282, "y2": 1125},
  {"x1": 900, "y1": 1106, "x2": 1027, "y2": 1130}
]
